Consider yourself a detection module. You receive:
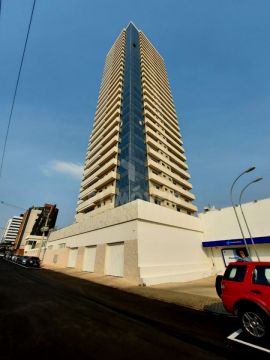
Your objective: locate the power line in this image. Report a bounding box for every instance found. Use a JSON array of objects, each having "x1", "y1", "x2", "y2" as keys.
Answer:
[
  {"x1": 0, "y1": 200, "x2": 25, "y2": 211},
  {"x1": 0, "y1": 0, "x2": 36, "y2": 179}
]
